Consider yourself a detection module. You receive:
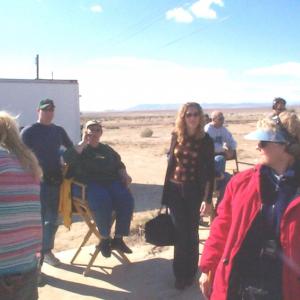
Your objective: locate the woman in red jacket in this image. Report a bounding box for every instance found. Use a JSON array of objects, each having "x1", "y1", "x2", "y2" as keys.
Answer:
[{"x1": 199, "y1": 111, "x2": 300, "y2": 300}]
